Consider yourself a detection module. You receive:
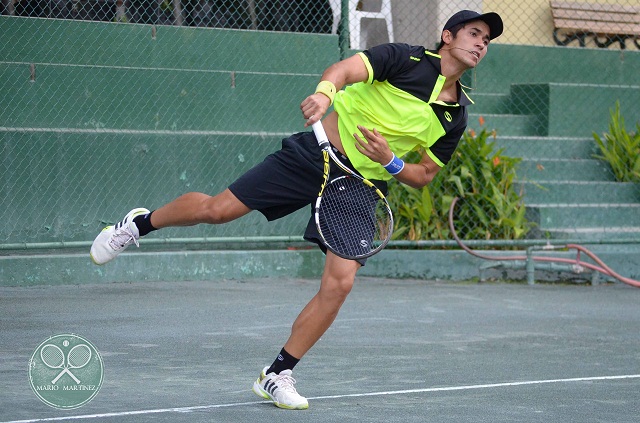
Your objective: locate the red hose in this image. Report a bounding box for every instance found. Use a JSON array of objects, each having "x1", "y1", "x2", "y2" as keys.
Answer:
[{"x1": 448, "y1": 197, "x2": 640, "y2": 288}]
